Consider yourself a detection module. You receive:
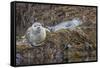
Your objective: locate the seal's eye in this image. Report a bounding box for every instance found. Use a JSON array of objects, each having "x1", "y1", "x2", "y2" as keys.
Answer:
[{"x1": 34, "y1": 25, "x2": 36, "y2": 27}]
